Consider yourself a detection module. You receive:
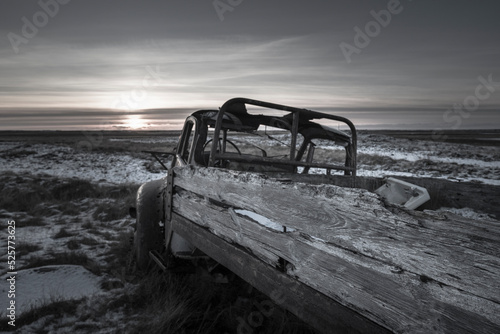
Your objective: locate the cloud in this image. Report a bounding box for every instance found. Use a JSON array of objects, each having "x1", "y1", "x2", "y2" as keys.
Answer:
[
  {"x1": 1, "y1": 0, "x2": 499, "y2": 130},
  {"x1": 0, "y1": 107, "x2": 193, "y2": 130}
]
